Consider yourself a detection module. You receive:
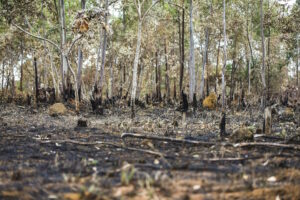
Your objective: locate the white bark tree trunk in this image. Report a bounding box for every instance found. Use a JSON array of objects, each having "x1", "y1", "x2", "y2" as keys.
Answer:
[
  {"x1": 98, "y1": 0, "x2": 108, "y2": 94},
  {"x1": 59, "y1": 0, "x2": 68, "y2": 93},
  {"x1": 131, "y1": 19, "x2": 142, "y2": 118},
  {"x1": 188, "y1": 0, "x2": 195, "y2": 102},
  {"x1": 222, "y1": 0, "x2": 227, "y2": 111},
  {"x1": 199, "y1": 28, "x2": 209, "y2": 99}
]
